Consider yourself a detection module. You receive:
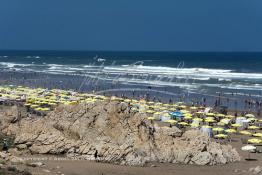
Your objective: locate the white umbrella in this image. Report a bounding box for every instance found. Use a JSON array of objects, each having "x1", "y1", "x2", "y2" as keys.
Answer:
[
  {"x1": 241, "y1": 145, "x2": 256, "y2": 151},
  {"x1": 241, "y1": 145, "x2": 256, "y2": 160}
]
